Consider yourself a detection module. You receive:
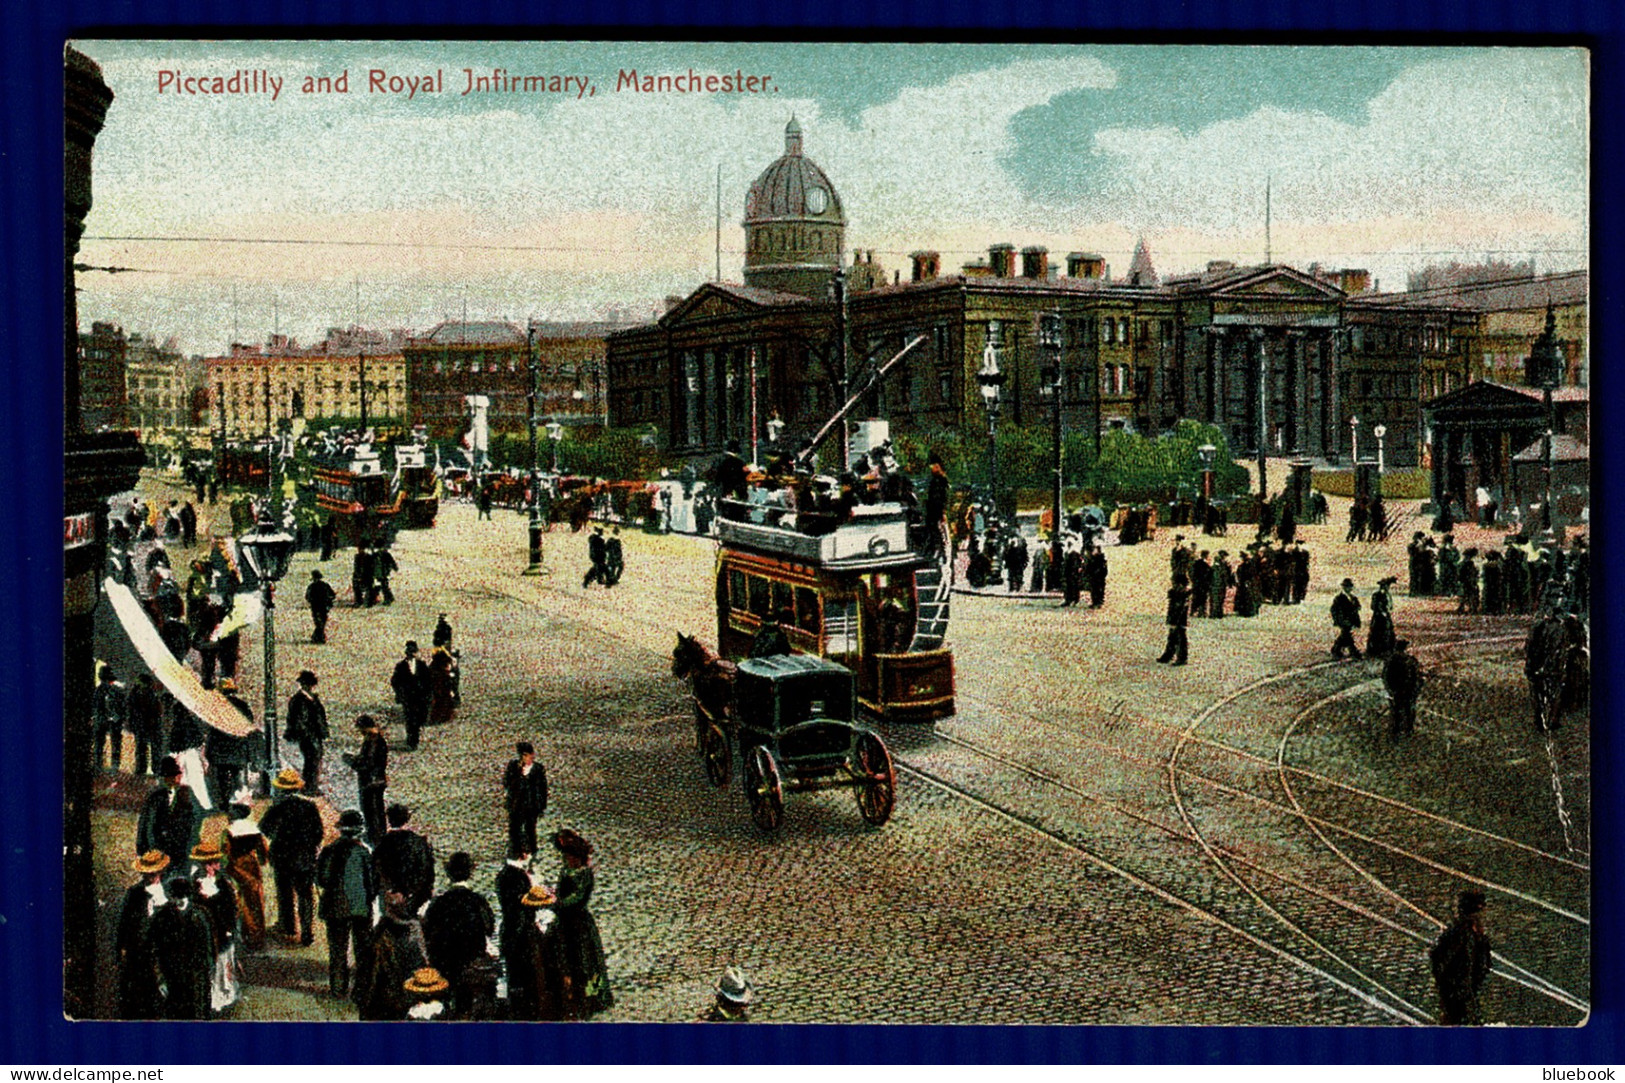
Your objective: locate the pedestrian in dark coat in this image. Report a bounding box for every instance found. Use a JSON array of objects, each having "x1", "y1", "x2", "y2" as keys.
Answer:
[
  {"x1": 284, "y1": 670, "x2": 329, "y2": 795},
  {"x1": 1276, "y1": 501, "x2": 1297, "y2": 545},
  {"x1": 1084, "y1": 546, "x2": 1108, "y2": 609},
  {"x1": 344, "y1": 715, "x2": 389, "y2": 844},
  {"x1": 422, "y1": 852, "x2": 498, "y2": 1020},
  {"x1": 319, "y1": 516, "x2": 337, "y2": 560},
  {"x1": 1233, "y1": 555, "x2": 1259, "y2": 617},
  {"x1": 1330, "y1": 579, "x2": 1363, "y2": 659},
  {"x1": 391, "y1": 641, "x2": 431, "y2": 750},
  {"x1": 428, "y1": 646, "x2": 458, "y2": 726},
  {"x1": 433, "y1": 612, "x2": 454, "y2": 650},
  {"x1": 1524, "y1": 612, "x2": 1568, "y2": 732},
  {"x1": 1481, "y1": 551, "x2": 1505, "y2": 615},
  {"x1": 94, "y1": 664, "x2": 128, "y2": 772},
  {"x1": 495, "y1": 845, "x2": 534, "y2": 964},
  {"x1": 179, "y1": 501, "x2": 198, "y2": 548},
  {"x1": 1290, "y1": 542, "x2": 1310, "y2": 605},
  {"x1": 149, "y1": 876, "x2": 215, "y2": 1020},
  {"x1": 1347, "y1": 497, "x2": 1368, "y2": 543},
  {"x1": 316, "y1": 809, "x2": 377, "y2": 998},
  {"x1": 1003, "y1": 534, "x2": 1029, "y2": 594},
  {"x1": 1430, "y1": 890, "x2": 1492, "y2": 1025},
  {"x1": 1157, "y1": 575, "x2": 1191, "y2": 666},
  {"x1": 1209, "y1": 552, "x2": 1231, "y2": 618},
  {"x1": 354, "y1": 893, "x2": 429, "y2": 1020},
  {"x1": 373, "y1": 546, "x2": 398, "y2": 606},
  {"x1": 504, "y1": 742, "x2": 550, "y2": 857},
  {"x1": 1504, "y1": 542, "x2": 1530, "y2": 613},
  {"x1": 1382, "y1": 638, "x2": 1422, "y2": 738},
  {"x1": 1059, "y1": 542, "x2": 1083, "y2": 607},
  {"x1": 116, "y1": 851, "x2": 171, "y2": 1019},
  {"x1": 550, "y1": 829, "x2": 613, "y2": 1017},
  {"x1": 351, "y1": 546, "x2": 375, "y2": 607},
  {"x1": 191, "y1": 841, "x2": 240, "y2": 1013},
  {"x1": 923, "y1": 454, "x2": 949, "y2": 557},
  {"x1": 259, "y1": 768, "x2": 324, "y2": 944},
  {"x1": 137, "y1": 756, "x2": 201, "y2": 872},
  {"x1": 127, "y1": 673, "x2": 165, "y2": 777},
  {"x1": 710, "y1": 439, "x2": 750, "y2": 502},
  {"x1": 582, "y1": 527, "x2": 609, "y2": 589},
  {"x1": 1438, "y1": 536, "x2": 1461, "y2": 596},
  {"x1": 605, "y1": 528, "x2": 624, "y2": 587},
  {"x1": 1367, "y1": 578, "x2": 1397, "y2": 657},
  {"x1": 1189, "y1": 552, "x2": 1212, "y2": 617},
  {"x1": 306, "y1": 570, "x2": 337, "y2": 643},
  {"x1": 1458, "y1": 550, "x2": 1481, "y2": 614},
  {"x1": 1407, "y1": 533, "x2": 1429, "y2": 595},
  {"x1": 508, "y1": 884, "x2": 570, "y2": 1021},
  {"x1": 373, "y1": 803, "x2": 437, "y2": 916}
]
